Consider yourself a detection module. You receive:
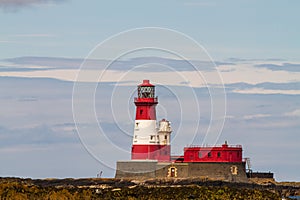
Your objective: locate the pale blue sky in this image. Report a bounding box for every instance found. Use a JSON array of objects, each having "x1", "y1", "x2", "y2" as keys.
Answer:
[{"x1": 0, "y1": 0, "x2": 299, "y2": 60}]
